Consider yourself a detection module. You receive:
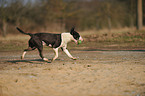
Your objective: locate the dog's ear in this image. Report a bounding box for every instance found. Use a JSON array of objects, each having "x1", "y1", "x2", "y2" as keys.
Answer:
[{"x1": 70, "y1": 26, "x2": 75, "y2": 35}]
